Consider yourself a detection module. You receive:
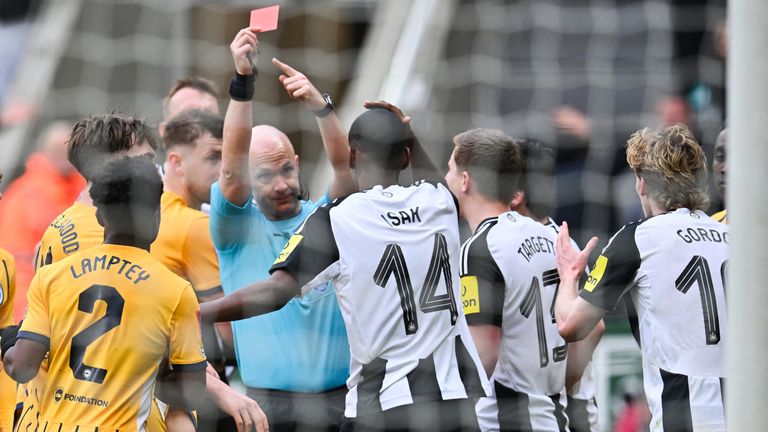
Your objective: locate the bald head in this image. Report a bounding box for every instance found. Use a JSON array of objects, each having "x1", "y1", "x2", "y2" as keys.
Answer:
[{"x1": 249, "y1": 125, "x2": 295, "y2": 164}]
